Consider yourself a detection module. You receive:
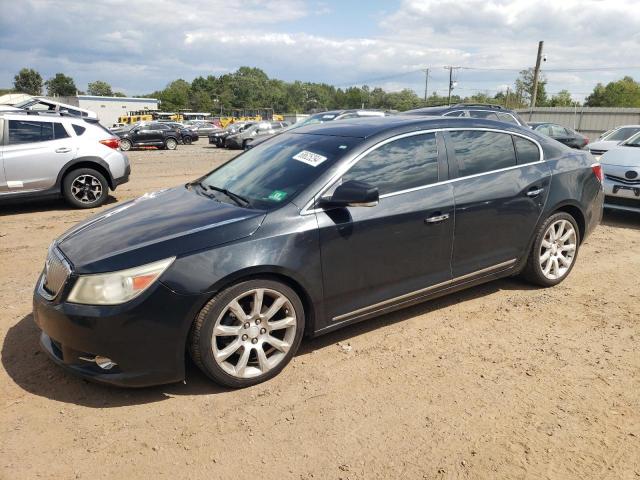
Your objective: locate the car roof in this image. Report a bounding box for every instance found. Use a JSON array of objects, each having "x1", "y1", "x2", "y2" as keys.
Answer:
[{"x1": 290, "y1": 115, "x2": 532, "y2": 139}]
